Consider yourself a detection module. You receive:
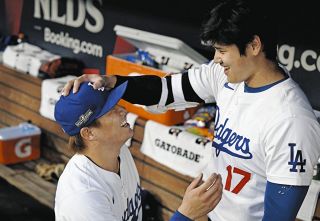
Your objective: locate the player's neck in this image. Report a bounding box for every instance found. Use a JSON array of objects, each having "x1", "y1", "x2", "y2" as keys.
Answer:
[
  {"x1": 83, "y1": 143, "x2": 121, "y2": 174},
  {"x1": 245, "y1": 59, "x2": 285, "y2": 88}
]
